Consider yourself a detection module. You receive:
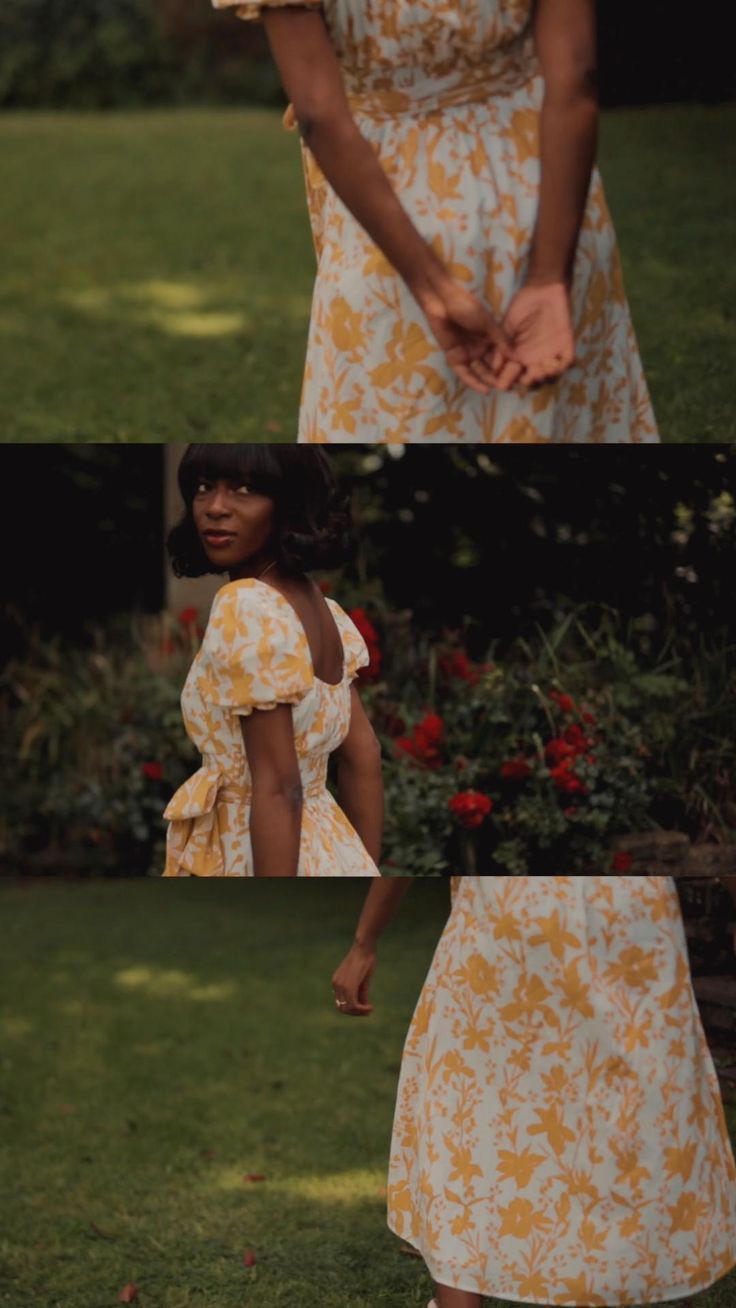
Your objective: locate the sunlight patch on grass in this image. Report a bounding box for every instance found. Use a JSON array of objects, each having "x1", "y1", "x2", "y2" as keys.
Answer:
[
  {"x1": 60, "y1": 279, "x2": 250, "y2": 338},
  {"x1": 273, "y1": 1168, "x2": 385, "y2": 1205},
  {"x1": 113, "y1": 965, "x2": 237, "y2": 1001},
  {"x1": 150, "y1": 309, "x2": 247, "y2": 338}
]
